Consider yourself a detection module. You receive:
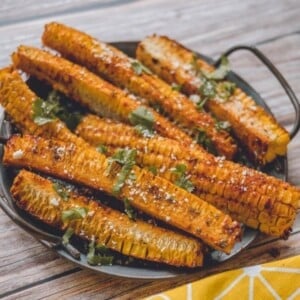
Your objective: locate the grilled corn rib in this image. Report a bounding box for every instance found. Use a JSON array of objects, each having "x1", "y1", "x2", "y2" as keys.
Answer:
[
  {"x1": 41, "y1": 22, "x2": 237, "y2": 159},
  {"x1": 0, "y1": 68, "x2": 204, "y2": 264},
  {"x1": 0, "y1": 67, "x2": 86, "y2": 147},
  {"x1": 76, "y1": 114, "x2": 299, "y2": 237},
  {"x1": 3, "y1": 134, "x2": 241, "y2": 253},
  {"x1": 136, "y1": 35, "x2": 290, "y2": 164},
  {"x1": 11, "y1": 170, "x2": 203, "y2": 267},
  {"x1": 11, "y1": 45, "x2": 199, "y2": 151}
]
